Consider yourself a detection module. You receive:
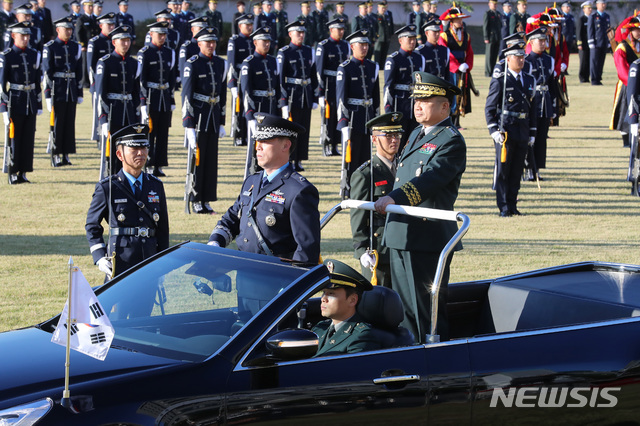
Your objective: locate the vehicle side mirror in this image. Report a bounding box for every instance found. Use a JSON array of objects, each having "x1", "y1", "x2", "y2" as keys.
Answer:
[
  {"x1": 211, "y1": 274, "x2": 232, "y2": 292},
  {"x1": 266, "y1": 328, "x2": 319, "y2": 360}
]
